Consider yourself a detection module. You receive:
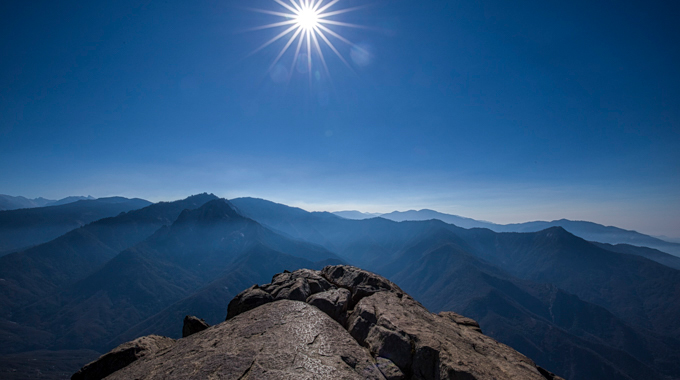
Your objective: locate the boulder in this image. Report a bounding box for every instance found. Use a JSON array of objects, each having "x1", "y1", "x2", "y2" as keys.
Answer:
[
  {"x1": 104, "y1": 301, "x2": 387, "y2": 380},
  {"x1": 438, "y1": 311, "x2": 482, "y2": 333},
  {"x1": 376, "y1": 357, "x2": 406, "y2": 380},
  {"x1": 71, "y1": 335, "x2": 175, "y2": 380},
  {"x1": 226, "y1": 268, "x2": 334, "y2": 320},
  {"x1": 225, "y1": 285, "x2": 273, "y2": 320},
  {"x1": 182, "y1": 315, "x2": 210, "y2": 338},
  {"x1": 349, "y1": 291, "x2": 556, "y2": 380},
  {"x1": 266, "y1": 268, "x2": 333, "y2": 295},
  {"x1": 321, "y1": 265, "x2": 405, "y2": 305},
  {"x1": 306, "y1": 287, "x2": 351, "y2": 324}
]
